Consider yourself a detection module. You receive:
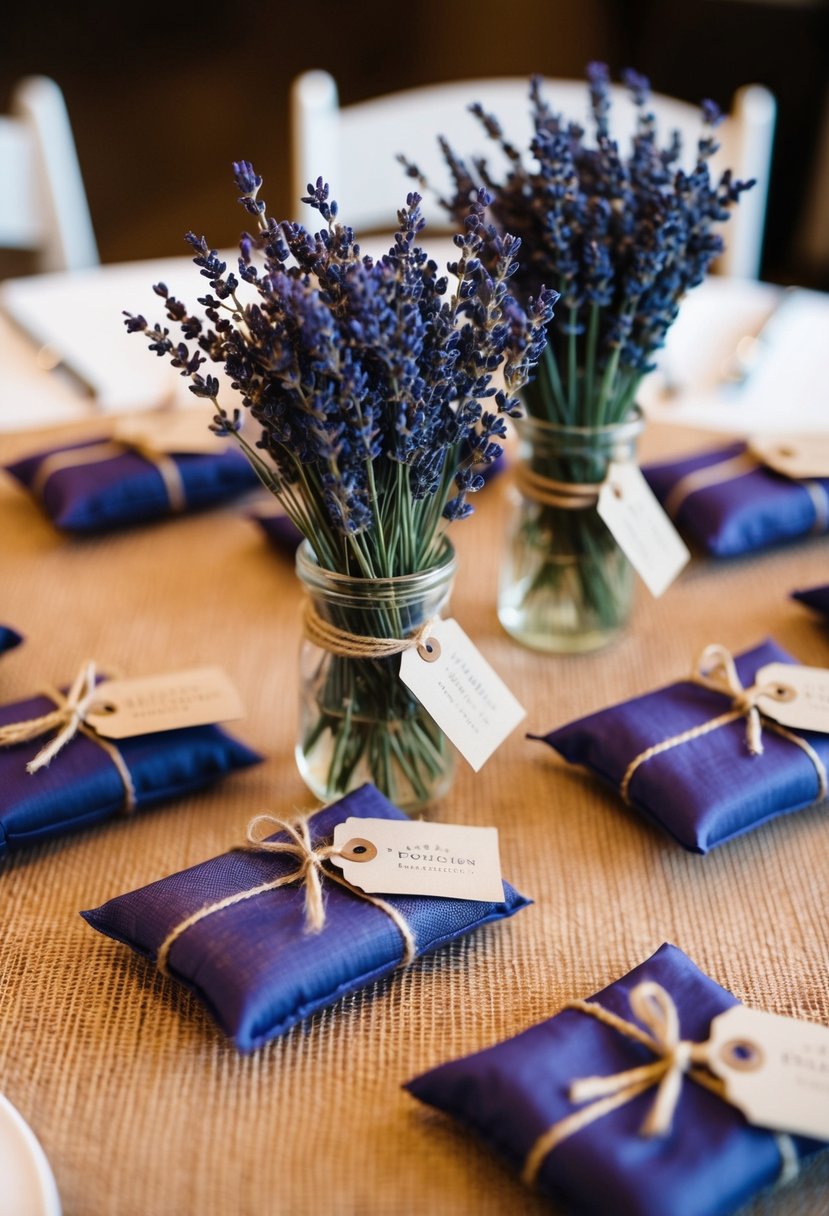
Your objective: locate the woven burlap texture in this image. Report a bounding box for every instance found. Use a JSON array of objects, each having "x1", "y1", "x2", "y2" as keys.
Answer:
[{"x1": 1, "y1": 421, "x2": 828, "y2": 1216}]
